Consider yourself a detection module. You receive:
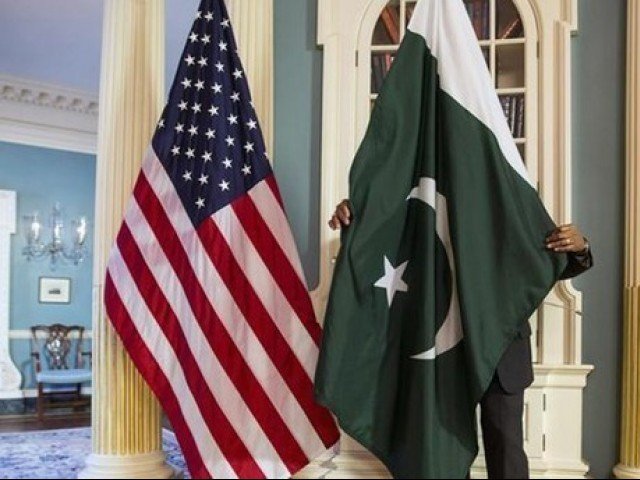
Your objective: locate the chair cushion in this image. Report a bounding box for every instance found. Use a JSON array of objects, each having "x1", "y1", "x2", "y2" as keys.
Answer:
[{"x1": 36, "y1": 369, "x2": 92, "y2": 384}]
